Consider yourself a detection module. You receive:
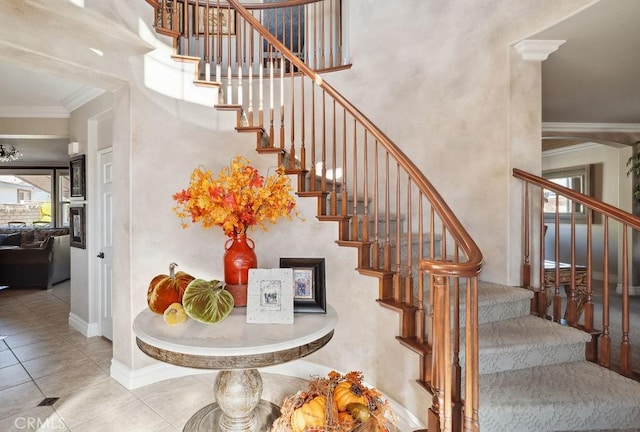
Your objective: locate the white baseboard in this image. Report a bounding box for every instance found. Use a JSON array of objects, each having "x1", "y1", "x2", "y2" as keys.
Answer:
[
  {"x1": 616, "y1": 284, "x2": 640, "y2": 295},
  {"x1": 68, "y1": 312, "x2": 100, "y2": 337}
]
